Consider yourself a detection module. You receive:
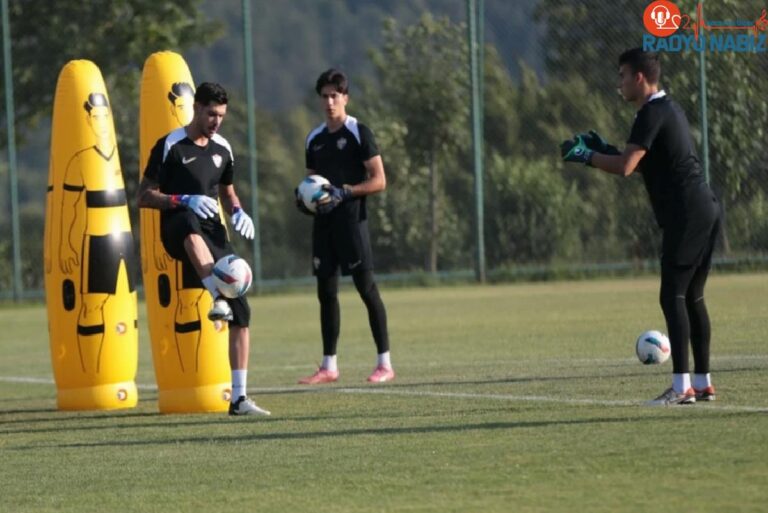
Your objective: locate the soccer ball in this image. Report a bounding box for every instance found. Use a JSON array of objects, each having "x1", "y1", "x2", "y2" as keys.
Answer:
[
  {"x1": 297, "y1": 174, "x2": 330, "y2": 213},
  {"x1": 635, "y1": 330, "x2": 671, "y2": 365},
  {"x1": 212, "y1": 255, "x2": 252, "y2": 298}
]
